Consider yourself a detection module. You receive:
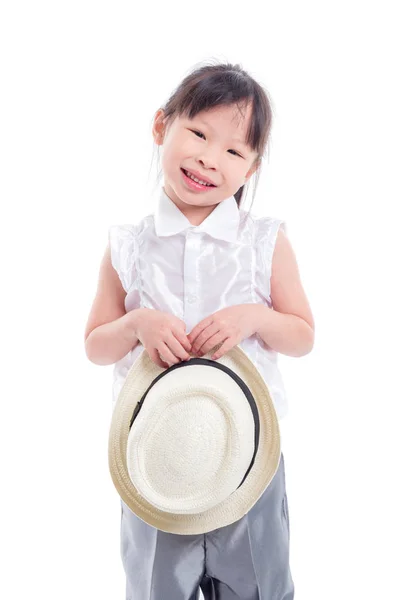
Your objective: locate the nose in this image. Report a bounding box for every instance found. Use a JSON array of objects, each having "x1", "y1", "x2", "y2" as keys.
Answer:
[{"x1": 197, "y1": 154, "x2": 218, "y2": 171}]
